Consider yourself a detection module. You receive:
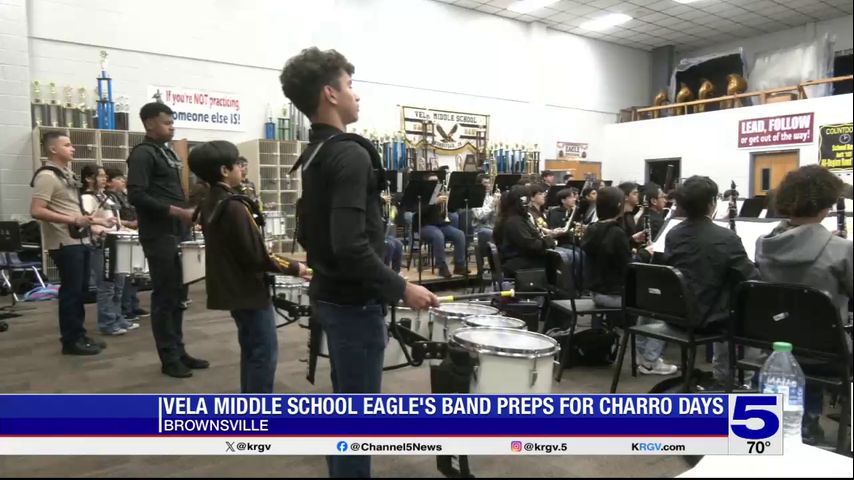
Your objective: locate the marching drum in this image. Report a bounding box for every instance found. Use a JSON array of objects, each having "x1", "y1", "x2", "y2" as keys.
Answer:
[
  {"x1": 104, "y1": 231, "x2": 147, "y2": 280},
  {"x1": 428, "y1": 303, "x2": 499, "y2": 342},
  {"x1": 385, "y1": 307, "x2": 424, "y2": 370},
  {"x1": 273, "y1": 275, "x2": 310, "y2": 328},
  {"x1": 463, "y1": 315, "x2": 527, "y2": 330},
  {"x1": 179, "y1": 240, "x2": 206, "y2": 284},
  {"x1": 449, "y1": 327, "x2": 560, "y2": 394},
  {"x1": 264, "y1": 212, "x2": 287, "y2": 237}
]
